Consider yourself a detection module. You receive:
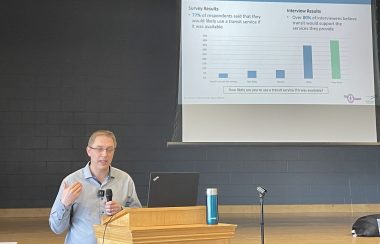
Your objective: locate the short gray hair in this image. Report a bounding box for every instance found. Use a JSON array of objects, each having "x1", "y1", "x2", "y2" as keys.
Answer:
[{"x1": 88, "y1": 130, "x2": 117, "y2": 148}]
